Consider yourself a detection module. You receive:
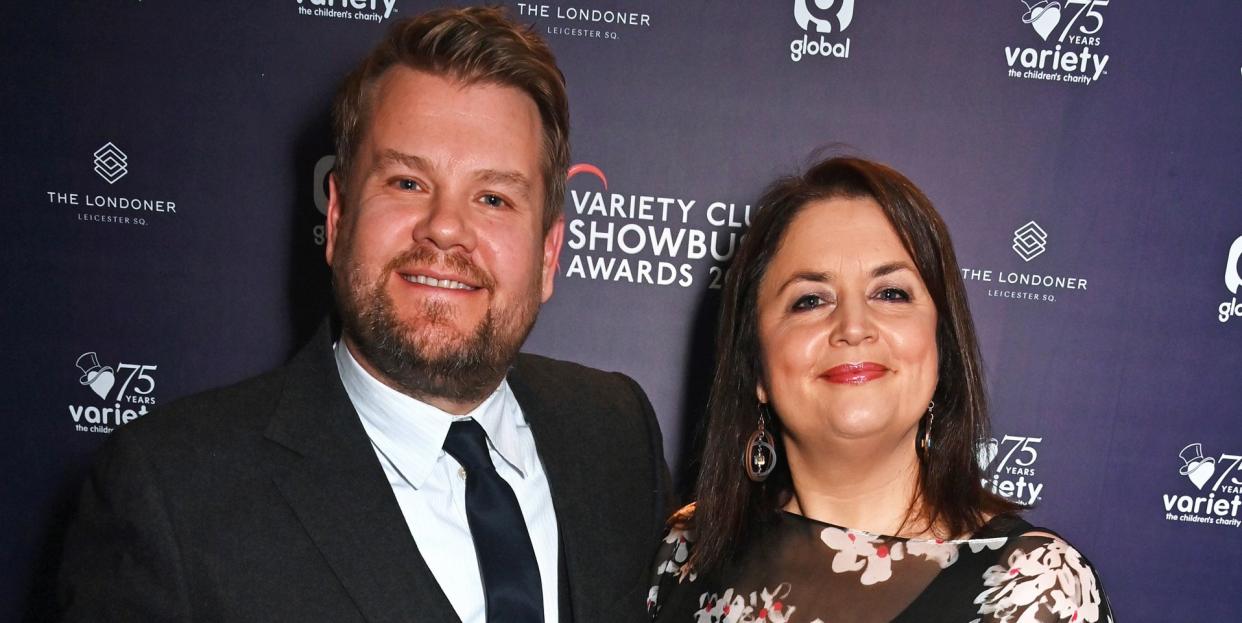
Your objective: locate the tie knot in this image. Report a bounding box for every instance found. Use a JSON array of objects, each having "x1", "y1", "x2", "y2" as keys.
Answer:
[{"x1": 442, "y1": 419, "x2": 495, "y2": 473}]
